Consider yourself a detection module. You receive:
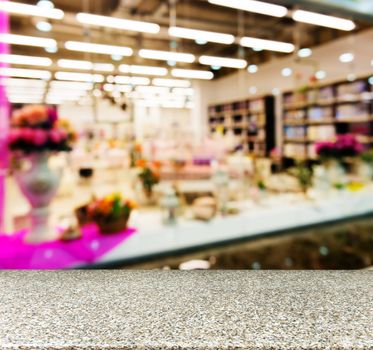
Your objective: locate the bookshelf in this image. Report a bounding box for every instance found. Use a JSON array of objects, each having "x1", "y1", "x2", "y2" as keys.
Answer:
[
  {"x1": 282, "y1": 76, "x2": 373, "y2": 161},
  {"x1": 208, "y1": 96, "x2": 276, "y2": 157}
]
